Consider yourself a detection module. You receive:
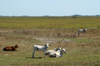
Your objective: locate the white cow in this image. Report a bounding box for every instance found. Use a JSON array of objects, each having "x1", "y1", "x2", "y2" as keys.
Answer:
[
  {"x1": 32, "y1": 44, "x2": 50, "y2": 58},
  {"x1": 49, "y1": 48, "x2": 66, "y2": 58},
  {"x1": 45, "y1": 47, "x2": 61, "y2": 55},
  {"x1": 78, "y1": 28, "x2": 87, "y2": 36}
]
